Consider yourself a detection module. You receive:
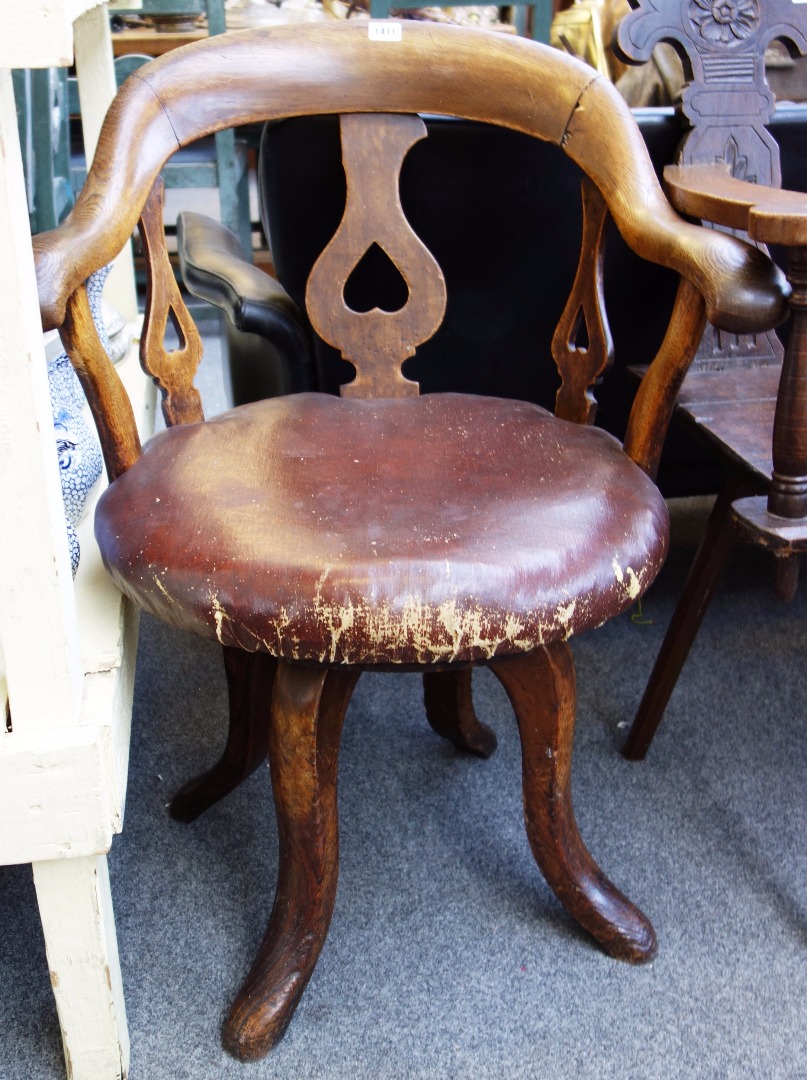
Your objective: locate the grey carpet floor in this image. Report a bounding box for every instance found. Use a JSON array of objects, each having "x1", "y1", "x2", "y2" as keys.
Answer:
[{"x1": 2, "y1": 322, "x2": 805, "y2": 1079}]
